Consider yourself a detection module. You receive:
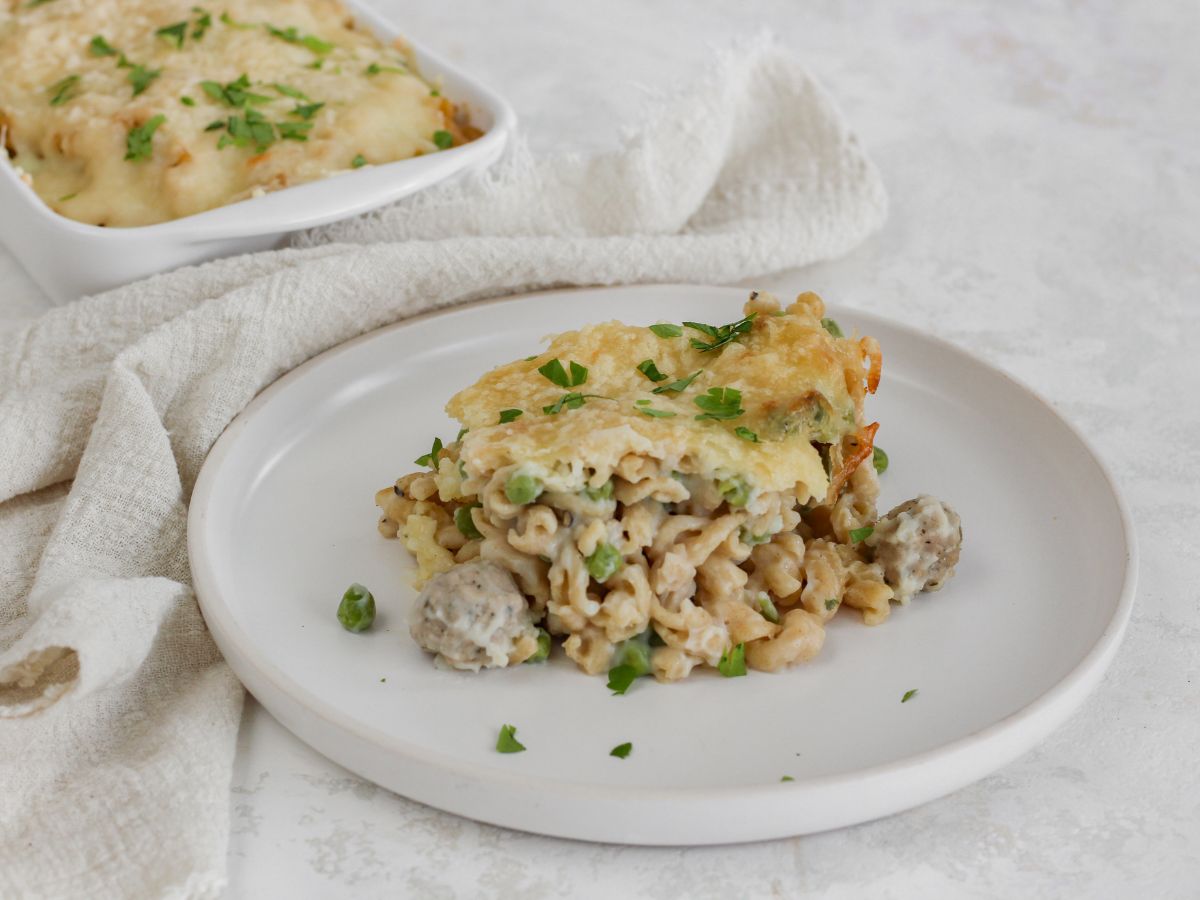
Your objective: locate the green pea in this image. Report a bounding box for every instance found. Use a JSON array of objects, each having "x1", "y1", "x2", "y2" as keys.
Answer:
[
  {"x1": 718, "y1": 476, "x2": 751, "y2": 508},
  {"x1": 612, "y1": 629, "x2": 653, "y2": 675},
  {"x1": 525, "y1": 627, "x2": 551, "y2": 663},
  {"x1": 585, "y1": 542, "x2": 623, "y2": 582},
  {"x1": 337, "y1": 583, "x2": 375, "y2": 633},
  {"x1": 739, "y1": 527, "x2": 770, "y2": 546},
  {"x1": 583, "y1": 479, "x2": 614, "y2": 501},
  {"x1": 757, "y1": 593, "x2": 779, "y2": 624},
  {"x1": 505, "y1": 472, "x2": 543, "y2": 505},
  {"x1": 873, "y1": 445, "x2": 889, "y2": 475},
  {"x1": 454, "y1": 503, "x2": 483, "y2": 539}
]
